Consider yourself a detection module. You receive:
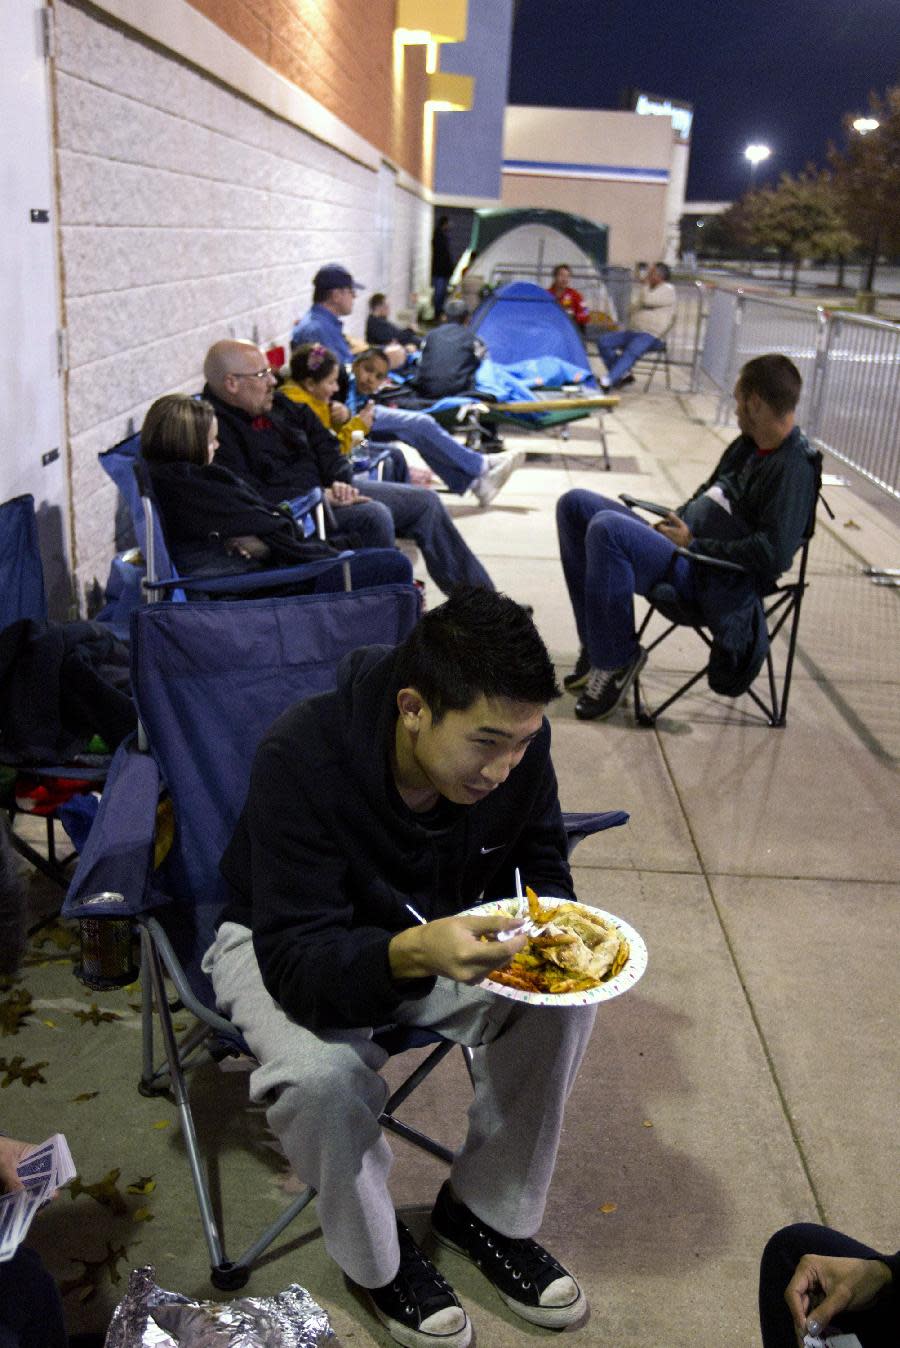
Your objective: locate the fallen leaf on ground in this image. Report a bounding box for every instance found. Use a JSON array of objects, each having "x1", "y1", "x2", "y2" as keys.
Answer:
[
  {"x1": 0, "y1": 1055, "x2": 49, "y2": 1087},
  {"x1": 72, "y1": 1091, "x2": 100, "y2": 1103},
  {"x1": 598, "y1": 1202, "x2": 618, "y2": 1214},
  {"x1": 72, "y1": 1004, "x2": 123, "y2": 1026},
  {"x1": 60, "y1": 1241, "x2": 132, "y2": 1301},
  {"x1": 125, "y1": 1177, "x2": 156, "y2": 1195},
  {"x1": 69, "y1": 1169, "x2": 129, "y2": 1215},
  {"x1": 0, "y1": 988, "x2": 34, "y2": 1036}
]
